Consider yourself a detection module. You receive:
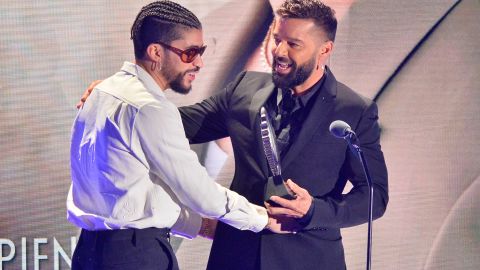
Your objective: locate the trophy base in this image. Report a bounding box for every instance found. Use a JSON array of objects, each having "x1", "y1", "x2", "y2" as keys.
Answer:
[{"x1": 264, "y1": 175, "x2": 295, "y2": 205}]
